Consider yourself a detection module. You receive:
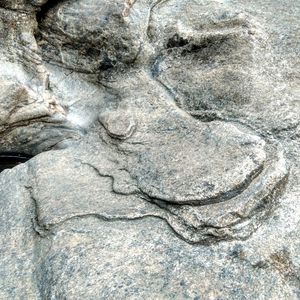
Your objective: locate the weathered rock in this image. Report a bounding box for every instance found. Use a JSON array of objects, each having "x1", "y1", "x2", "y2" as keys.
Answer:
[
  {"x1": 99, "y1": 109, "x2": 136, "y2": 140},
  {"x1": 0, "y1": 0, "x2": 299, "y2": 299}
]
